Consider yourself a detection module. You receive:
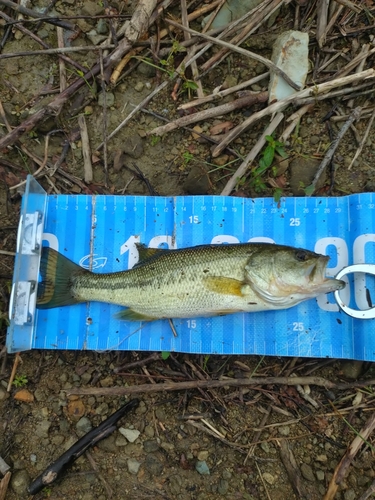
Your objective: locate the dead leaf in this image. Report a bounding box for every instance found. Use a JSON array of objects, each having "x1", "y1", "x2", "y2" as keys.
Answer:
[
  {"x1": 209, "y1": 121, "x2": 234, "y2": 136},
  {"x1": 14, "y1": 389, "x2": 34, "y2": 402}
]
